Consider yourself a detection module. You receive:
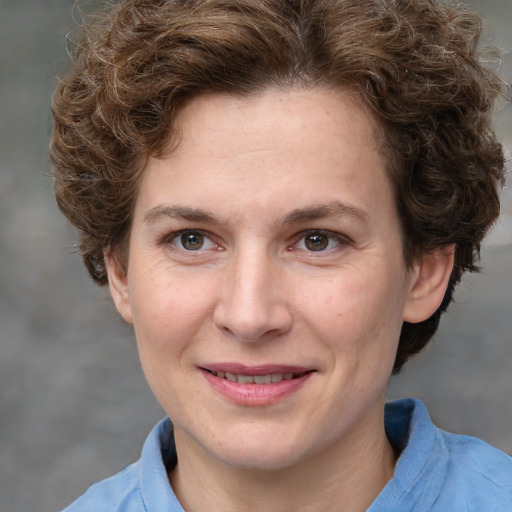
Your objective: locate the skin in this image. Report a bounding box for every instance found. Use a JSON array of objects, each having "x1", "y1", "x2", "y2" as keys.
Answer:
[{"x1": 107, "y1": 88, "x2": 454, "y2": 512}]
